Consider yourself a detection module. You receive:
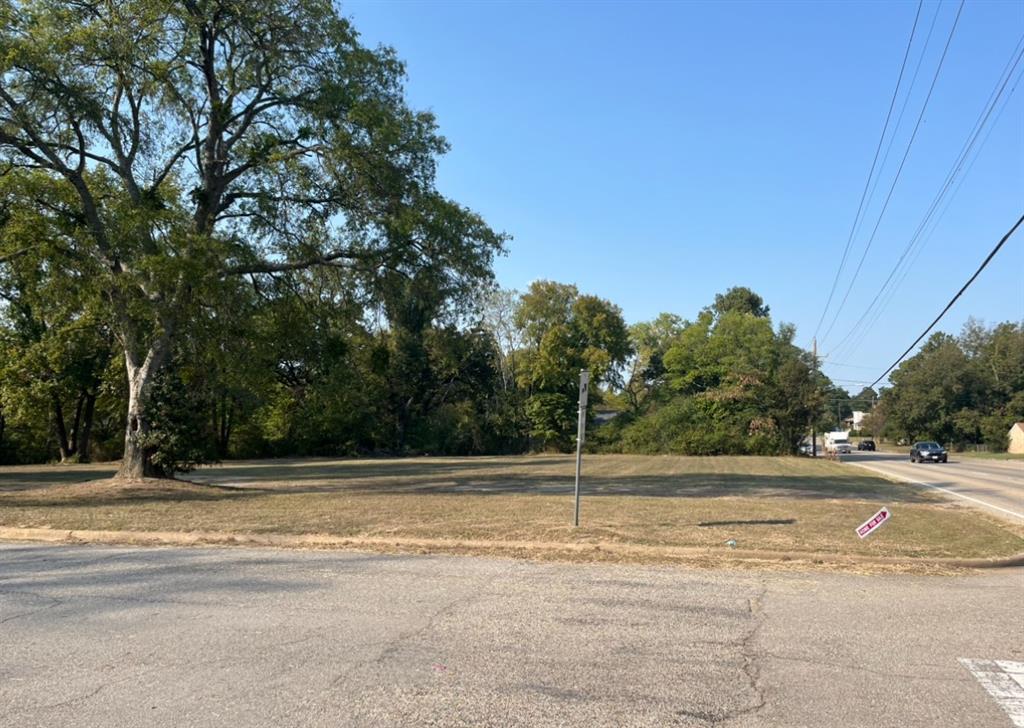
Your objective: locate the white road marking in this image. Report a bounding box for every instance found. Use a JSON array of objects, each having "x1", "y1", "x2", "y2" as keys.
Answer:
[
  {"x1": 960, "y1": 659, "x2": 1024, "y2": 727},
  {"x1": 851, "y1": 462, "x2": 1024, "y2": 521}
]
